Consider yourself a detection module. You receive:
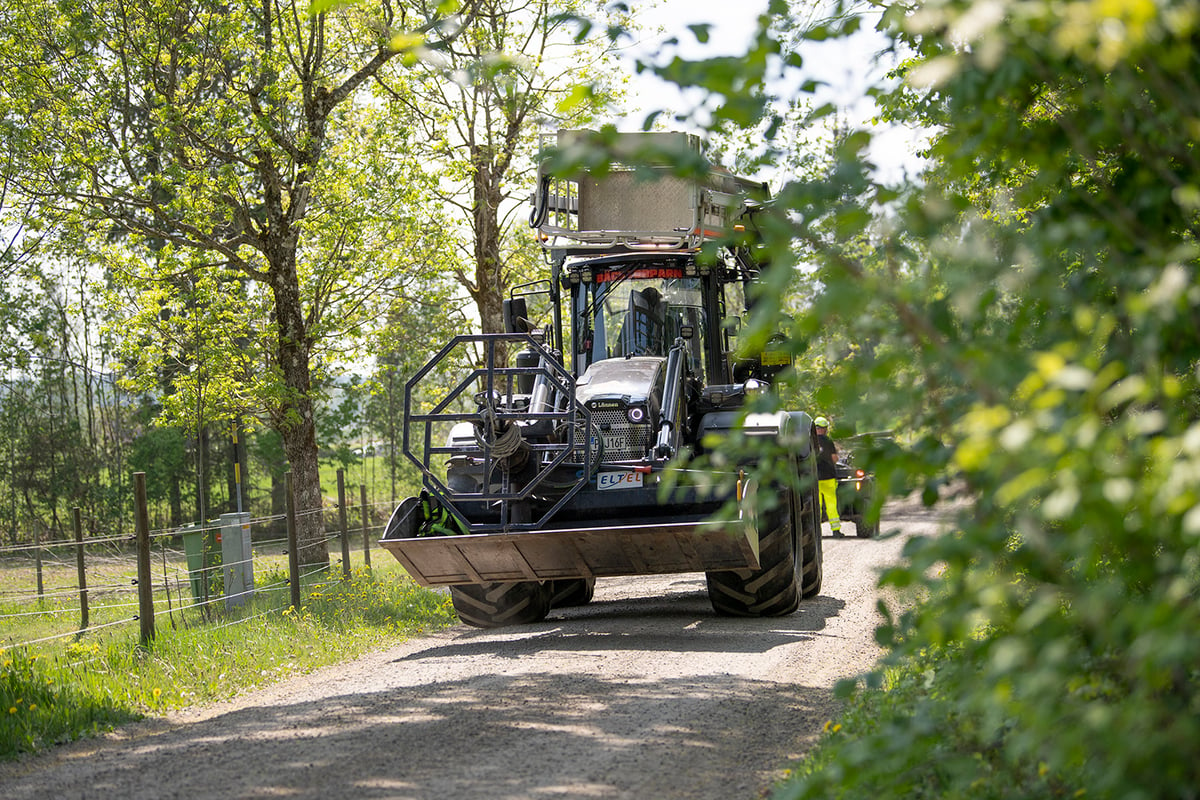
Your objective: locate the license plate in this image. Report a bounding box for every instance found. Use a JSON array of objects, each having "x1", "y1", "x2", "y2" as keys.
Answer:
[
  {"x1": 597, "y1": 471, "x2": 643, "y2": 490},
  {"x1": 601, "y1": 435, "x2": 626, "y2": 453}
]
